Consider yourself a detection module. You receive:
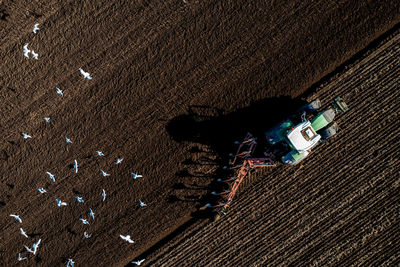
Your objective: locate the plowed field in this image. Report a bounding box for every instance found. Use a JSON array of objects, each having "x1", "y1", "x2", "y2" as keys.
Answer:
[
  {"x1": 0, "y1": 0, "x2": 399, "y2": 266},
  {"x1": 145, "y1": 28, "x2": 400, "y2": 266}
]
